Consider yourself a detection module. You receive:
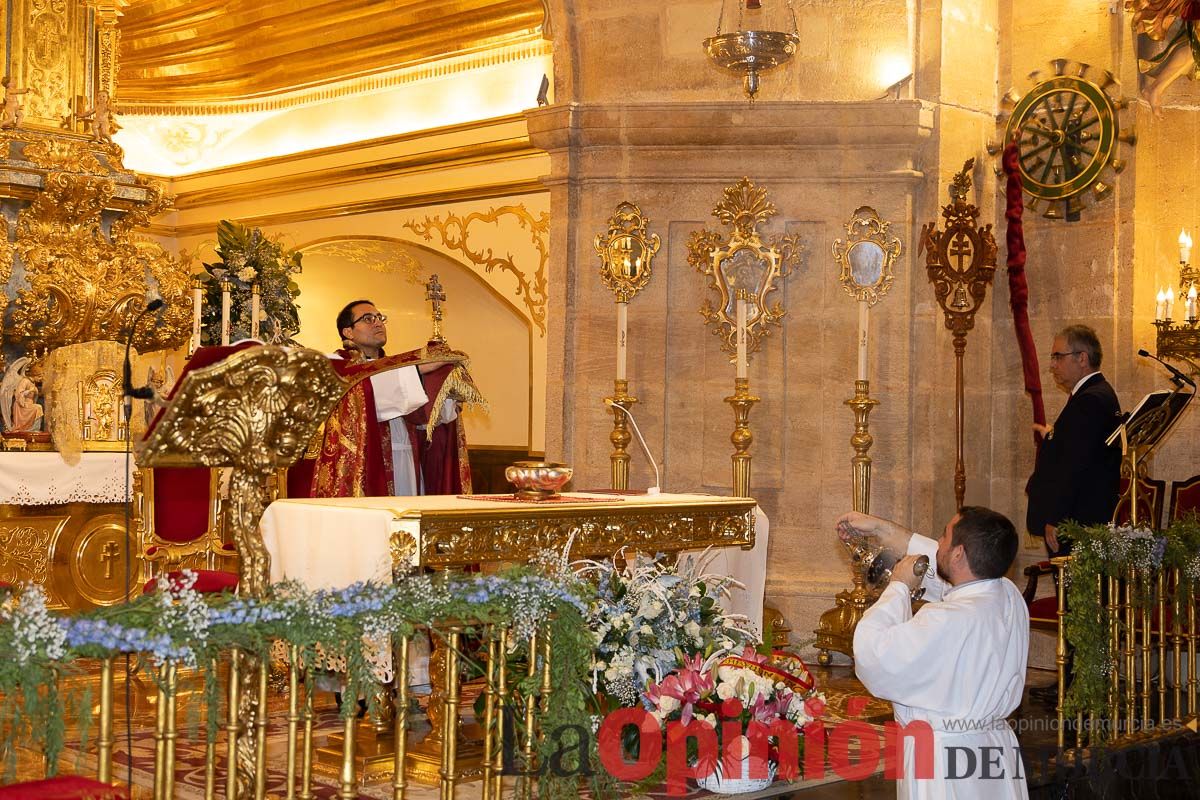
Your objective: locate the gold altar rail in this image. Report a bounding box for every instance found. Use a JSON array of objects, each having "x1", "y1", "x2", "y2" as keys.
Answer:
[
  {"x1": 1050, "y1": 557, "x2": 1200, "y2": 750},
  {"x1": 5, "y1": 621, "x2": 548, "y2": 800}
]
